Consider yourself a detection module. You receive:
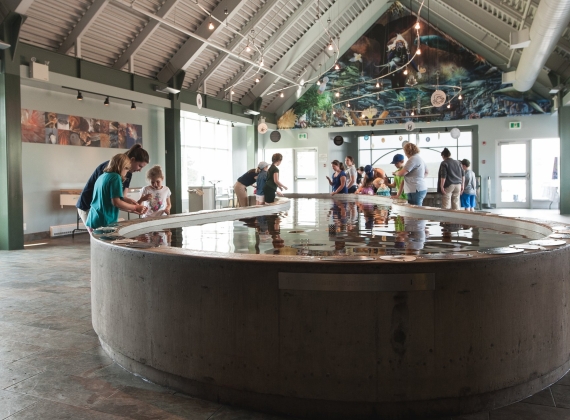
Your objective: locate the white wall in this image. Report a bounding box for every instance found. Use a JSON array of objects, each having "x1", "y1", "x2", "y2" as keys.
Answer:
[{"x1": 21, "y1": 85, "x2": 165, "y2": 234}]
